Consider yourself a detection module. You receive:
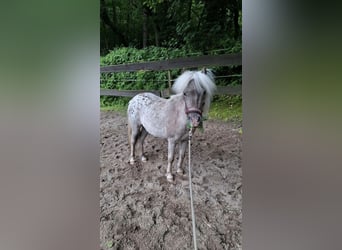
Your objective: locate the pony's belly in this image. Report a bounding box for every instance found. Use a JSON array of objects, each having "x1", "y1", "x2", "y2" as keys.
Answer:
[
  {"x1": 141, "y1": 119, "x2": 168, "y2": 139},
  {"x1": 141, "y1": 115, "x2": 187, "y2": 140}
]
